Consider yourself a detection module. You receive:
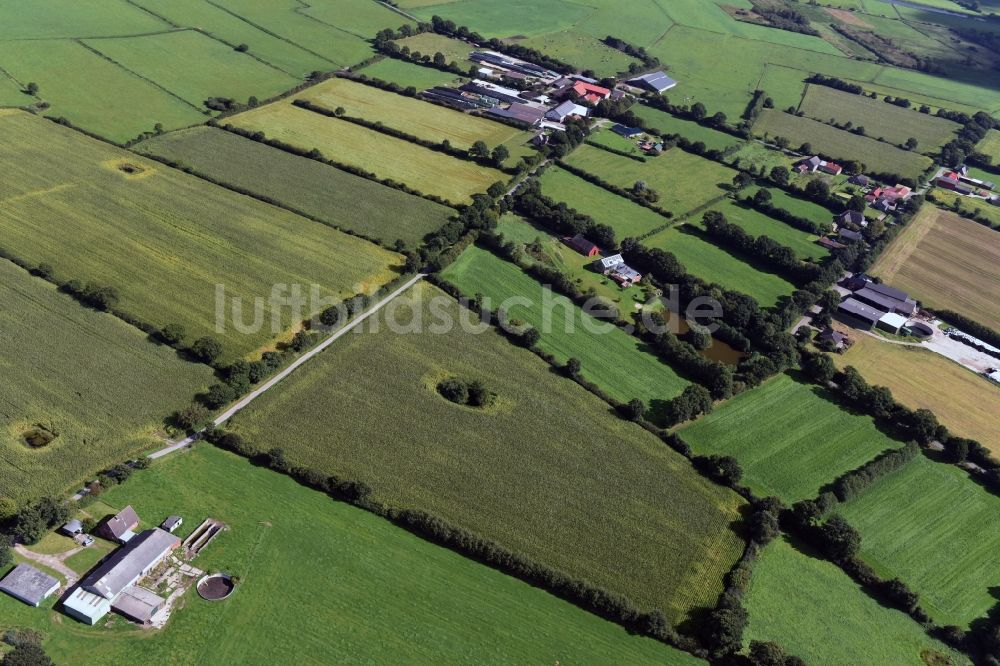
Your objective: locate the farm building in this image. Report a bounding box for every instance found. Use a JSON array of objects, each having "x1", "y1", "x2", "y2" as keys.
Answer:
[
  {"x1": 0, "y1": 564, "x2": 60, "y2": 607},
  {"x1": 850, "y1": 174, "x2": 871, "y2": 186},
  {"x1": 60, "y1": 519, "x2": 84, "y2": 536},
  {"x1": 794, "y1": 156, "x2": 824, "y2": 174},
  {"x1": 819, "y1": 161, "x2": 843, "y2": 176},
  {"x1": 882, "y1": 184, "x2": 911, "y2": 200},
  {"x1": 872, "y1": 197, "x2": 895, "y2": 213},
  {"x1": 877, "y1": 312, "x2": 908, "y2": 334},
  {"x1": 628, "y1": 71, "x2": 677, "y2": 93},
  {"x1": 837, "y1": 298, "x2": 883, "y2": 330},
  {"x1": 838, "y1": 229, "x2": 863, "y2": 243},
  {"x1": 566, "y1": 234, "x2": 599, "y2": 257},
  {"x1": 816, "y1": 328, "x2": 848, "y2": 350},
  {"x1": 818, "y1": 237, "x2": 847, "y2": 251},
  {"x1": 546, "y1": 101, "x2": 589, "y2": 122},
  {"x1": 569, "y1": 81, "x2": 611, "y2": 104},
  {"x1": 611, "y1": 124, "x2": 643, "y2": 138},
  {"x1": 598, "y1": 254, "x2": 625, "y2": 271},
  {"x1": 486, "y1": 103, "x2": 546, "y2": 126},
  {"x1": 462, "y1": 81, "x2": 524, "y2": 105},
  {"x1": 596, "y1": 254, "x2": 642, "y2": 286},
  {"x1": 97, "y1": 505, "x2": 140, "y2": 544},
  {"x1": 469, "y1": 51, "x2": 560, "y2": 81},
  {"x1": 66, "y1": 527, "x2": 181, "y2": 624},
  {"x1": 837, "y1": 210, "x2": 865, "y2": 227},
  {"x1": 854, "y1": 282, "x2": 917, "y2": 315},
  {"x1": 160, "y1": 516, "x2": 183, "y2": 533}
]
